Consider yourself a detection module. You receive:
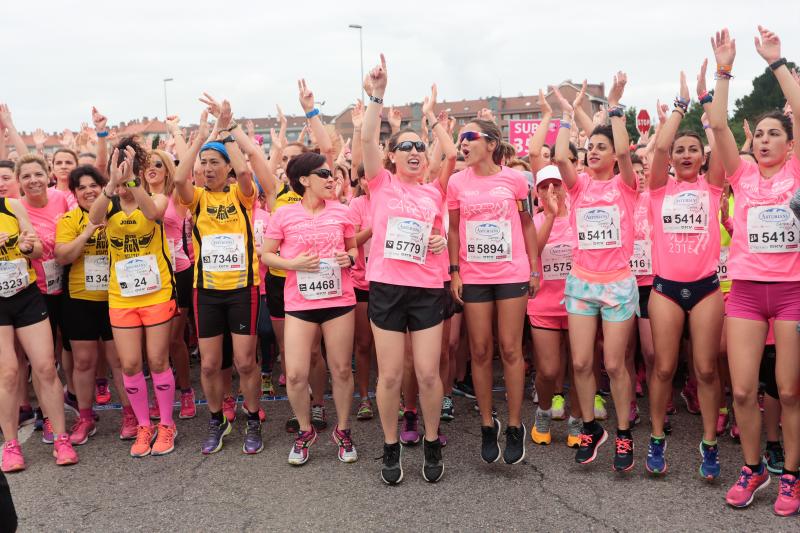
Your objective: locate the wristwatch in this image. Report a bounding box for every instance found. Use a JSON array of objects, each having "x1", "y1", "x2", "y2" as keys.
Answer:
[
  {"x1": 220, "y1": 135, "x2": 235, "y2": 144},
  {"x1": 348, "y1": 255, "x2": 356, "y2": 267},
  {"x1": 124, "y1": 177, "x2": 141, "y2": 188},
  {"x1": 531, "y1": 271, "x2": 540, "y2": 278},
  {"x1": 448, "y1": 264, "x2": 460, "y2": 274}
]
